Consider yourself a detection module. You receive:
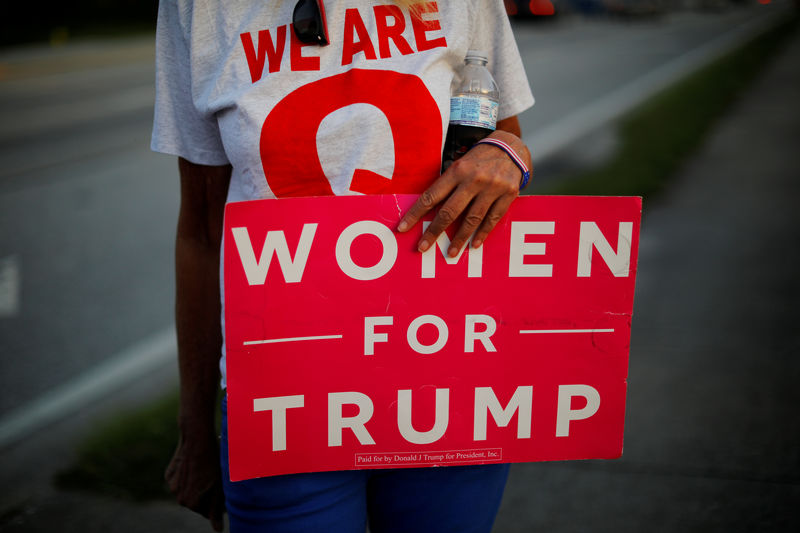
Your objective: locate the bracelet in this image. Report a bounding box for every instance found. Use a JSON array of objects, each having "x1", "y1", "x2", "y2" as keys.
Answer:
[{"x1": 474, "y1": 138, "x2": 531, "y2": 190}]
